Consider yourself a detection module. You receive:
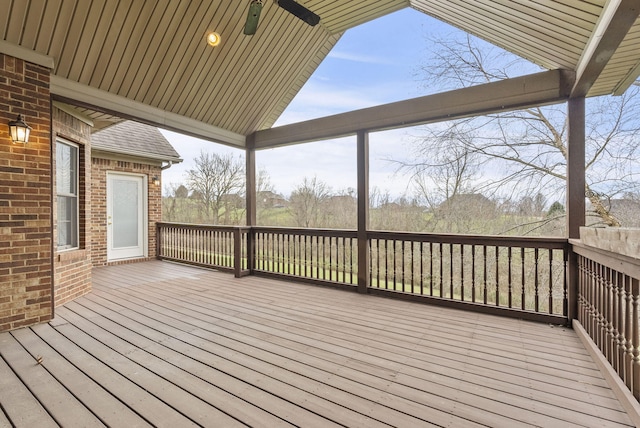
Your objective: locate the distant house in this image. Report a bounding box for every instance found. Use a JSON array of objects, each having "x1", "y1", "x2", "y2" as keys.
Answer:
[
  {"x1": 439, "y1": 193, "x2": 497, "y2": 214},
  {"x1": 257, "y1": 190, "x2": 288, "y2": 209}
]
